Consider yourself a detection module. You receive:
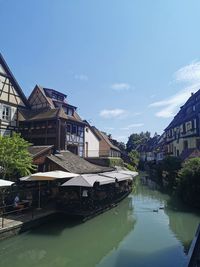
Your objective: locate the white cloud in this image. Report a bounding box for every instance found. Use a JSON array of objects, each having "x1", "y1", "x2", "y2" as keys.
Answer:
[
  {"x1": 174, "y1": 61, "x2": 200, "y2": 84},
  {"x1": 99, "y1": 109, "x2": 127, "y2": 119},
  {"x1": 111, "y1": 83, "x2": 131, "y2": 91},
  {"x1": 150, "y1": 61, "x2": 200, "y2": 118},
  {"x1": 121, "y1": 123, "x2": 144, "y2": 130},
  {"x1": 74, "y1": 74, "x2": 88, "y2": 81}
]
